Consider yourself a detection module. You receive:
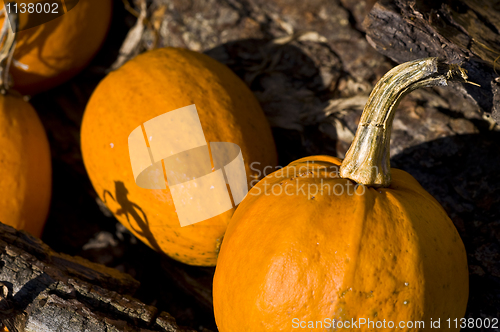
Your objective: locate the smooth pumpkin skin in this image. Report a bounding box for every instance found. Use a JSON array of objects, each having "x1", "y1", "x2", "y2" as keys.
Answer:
[
  {"x1": 0, "y1": 92, "x2": 51, "y2": 237},
  {"x1": 81, "y1": 47, "x2": 277, "y2": 266},
  {"x1": 213, "y1": 155, "x2": 468, "y2": 331},
  {"x1": 1, "y1": 0, "x2": 112, "y2": 95}
]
